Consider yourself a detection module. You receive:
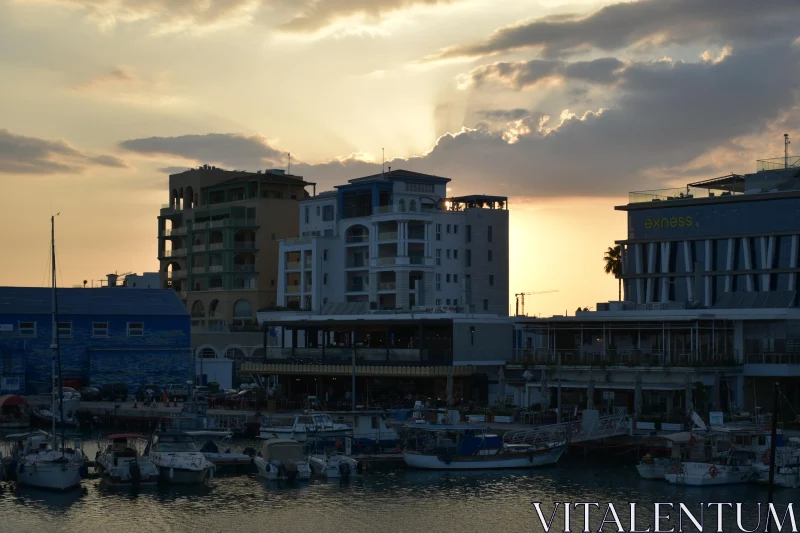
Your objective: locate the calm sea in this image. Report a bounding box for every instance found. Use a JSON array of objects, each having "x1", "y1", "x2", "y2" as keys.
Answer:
[{"x1": 1, "y1": 436, "x2": 795, "y2": 533}]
